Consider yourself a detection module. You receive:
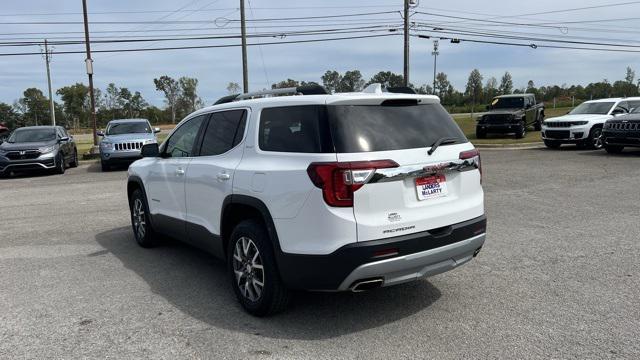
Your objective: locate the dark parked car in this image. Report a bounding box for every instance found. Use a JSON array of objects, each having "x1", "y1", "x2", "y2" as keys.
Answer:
[
  {"x1": 476, "y1": 94, "x2": 545, "y2": 139},
  {"x1": 0, "y1": 126, "x2": 78, "y2": 177},
  {"x1": 602, "y1": 107, "x2": 640, "y2": 153}
]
